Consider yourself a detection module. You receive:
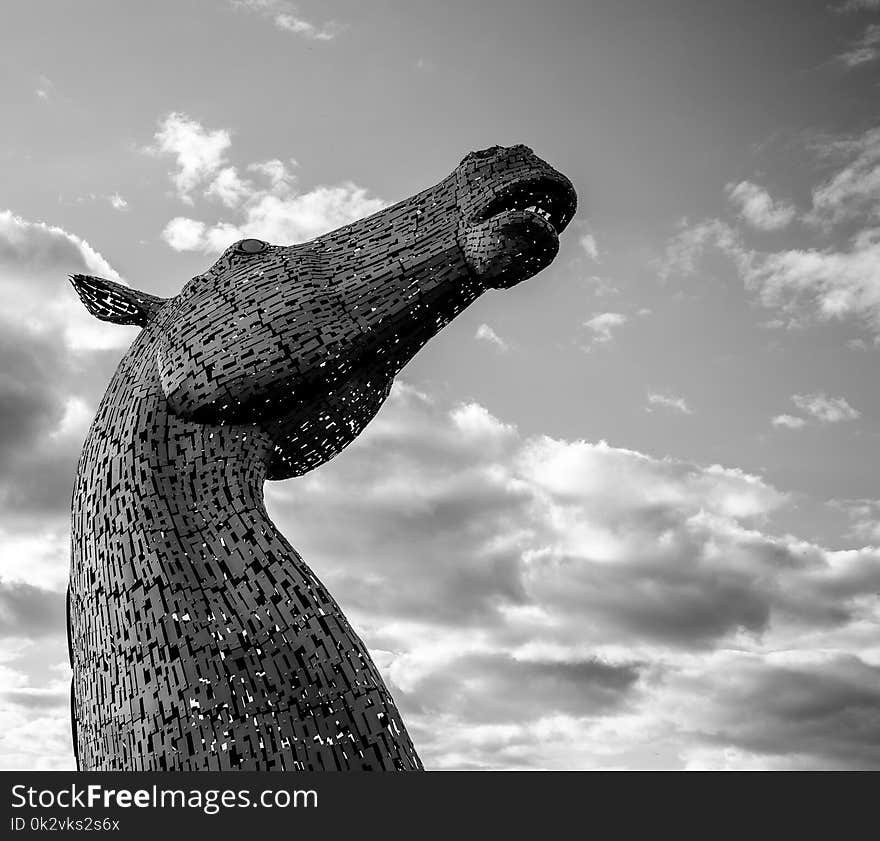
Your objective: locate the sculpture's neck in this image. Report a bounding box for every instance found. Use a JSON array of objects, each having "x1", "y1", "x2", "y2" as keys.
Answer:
[
  {"x1": 75, "y1": 326, "x2": 281, "y2": 594},
  {"x1": 71, "y1": 327, "x2": 423, "y2": 771}
]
